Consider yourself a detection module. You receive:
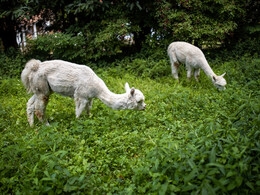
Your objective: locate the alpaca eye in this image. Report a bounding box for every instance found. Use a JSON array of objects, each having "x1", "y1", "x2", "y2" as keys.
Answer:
[{"x1": 137, "y1": 100, "x2": 143, "y2": 103}]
